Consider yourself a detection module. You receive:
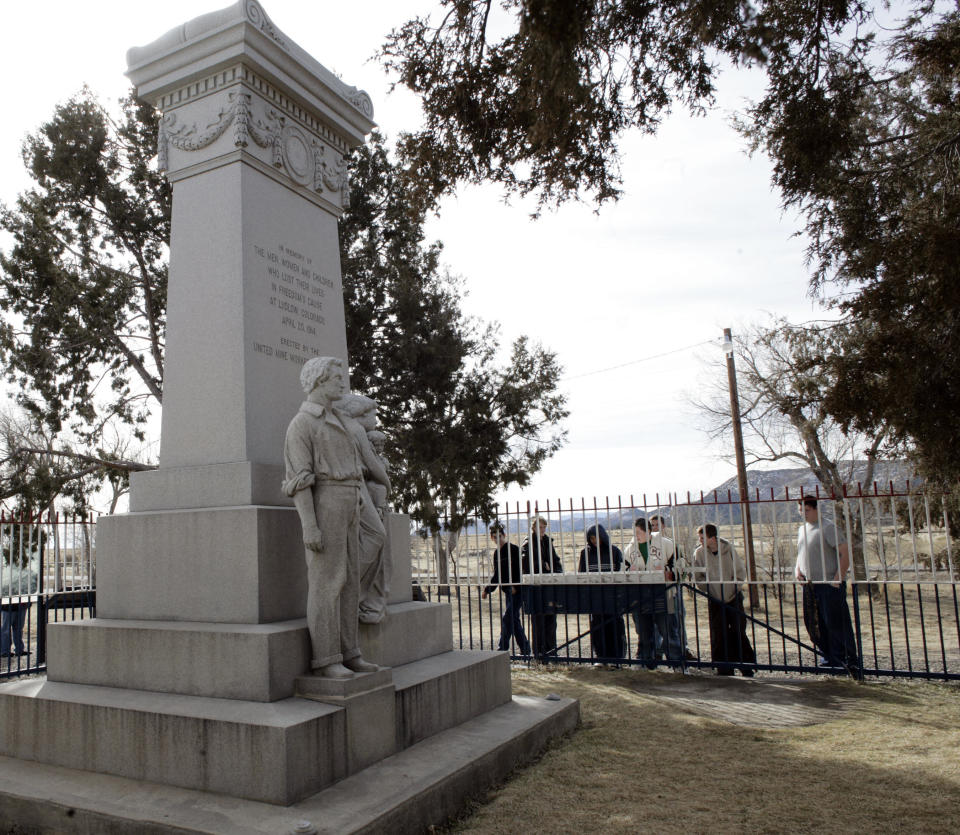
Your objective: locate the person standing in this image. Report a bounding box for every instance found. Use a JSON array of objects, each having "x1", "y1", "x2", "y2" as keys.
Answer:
[
  {"x1": 648, "y1": 514, "x2": 691, "y2": 662},
  {"x1": 1, "y1": 555, "x2": 38, "y2": 660},
  {"x1": 521, "y1": 516, "x2": 564, "y2": 659},
  {"x1": 578, "y1": 524, "x2": 626, "y2": 662},
  {"x1": 692, "y1": 524, "x2": 755, "y2": 676},
  {"x1": 482, "y1": 523, "x2": 532, "y2": 657},
  {"x1": 796, "y1": 498, "x2": 859, "y2": 673},
  {"x1": 623, "y1": 518, "x2": 679, "y2": 667}
]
